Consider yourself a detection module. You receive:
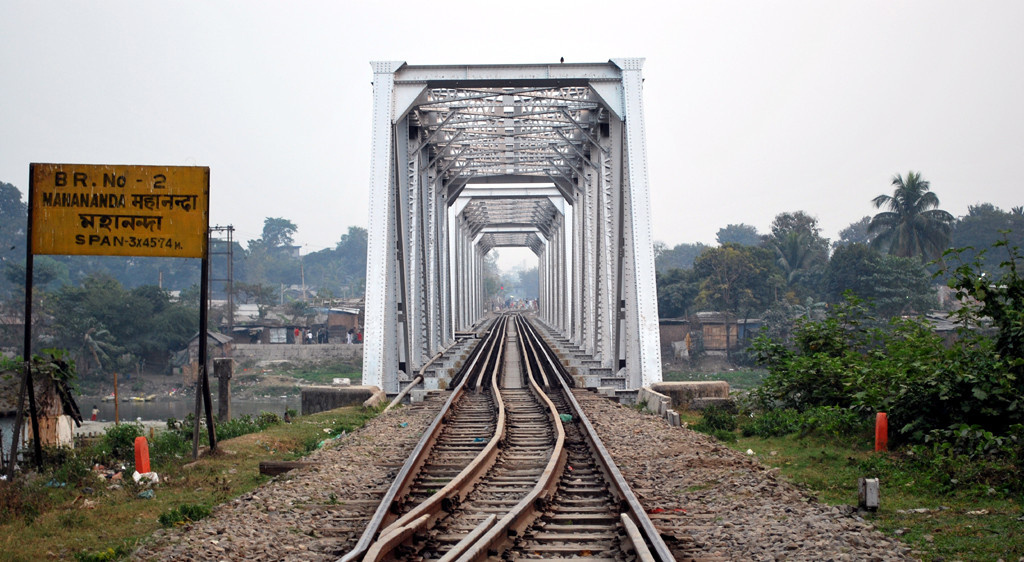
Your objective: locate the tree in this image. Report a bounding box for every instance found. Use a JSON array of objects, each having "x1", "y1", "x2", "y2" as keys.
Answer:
[
  {"x1": 693, "y1": 244, "x2": 778, "y2": 356},
  {"x1": 245, "y1": 217, "x2": 300, "y2": 287},
  {"x1": 255, "y1": 217, "x2": 297, "y2": 249},
  {"x1": 869, "y1": 171, "x2": 955, "y2": 263},
  {"x1": 0, "y1": 181, "x2": 27, "y2": 297},
  {"x1": 834, "y1": 216, "x2": 874, "y2": 248},
  {"x1": 949, "y1": 203, "x2": 1024, "y2": 277},
  {"x1": 824, "y1": 243, "x2": 936, "y2": 317},
  {"x1": 654, "y1": 242, "x2": 710, "y2": 273},
  {"x1": 716, "y1": 224, "x2": 761, "y2": 246},
  {"x1": 656, "y1": 268, "x2": 700, "y2": 318},
  {"x1": 764, "y1": 211, "x2": 829, "y2": 302}
]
